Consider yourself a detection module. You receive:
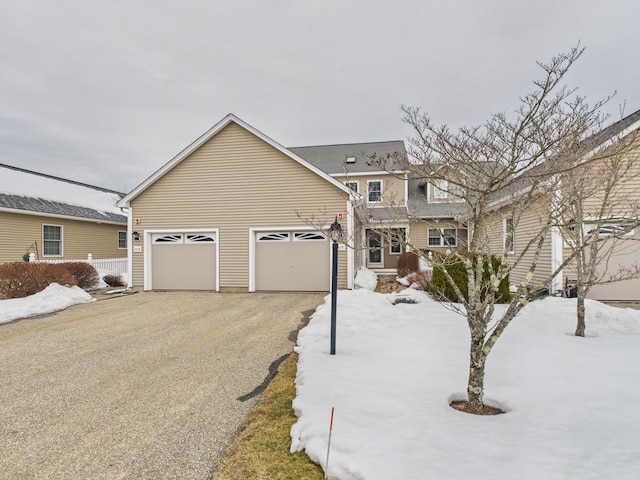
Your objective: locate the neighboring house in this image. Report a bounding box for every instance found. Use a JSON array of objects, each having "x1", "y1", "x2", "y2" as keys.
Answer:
[
  {"x1": 0, "y1": 163, "x2": 127, "y2": 264},
  {"x1": 117, "y1": 114, "x2": 355, "y2": 292},
  {"x1": 484, "y1": 109, "x2": 640, "y2": 301},
  {"x1": 290, "y1": 141, "x2": 410, "y2": 272}
]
